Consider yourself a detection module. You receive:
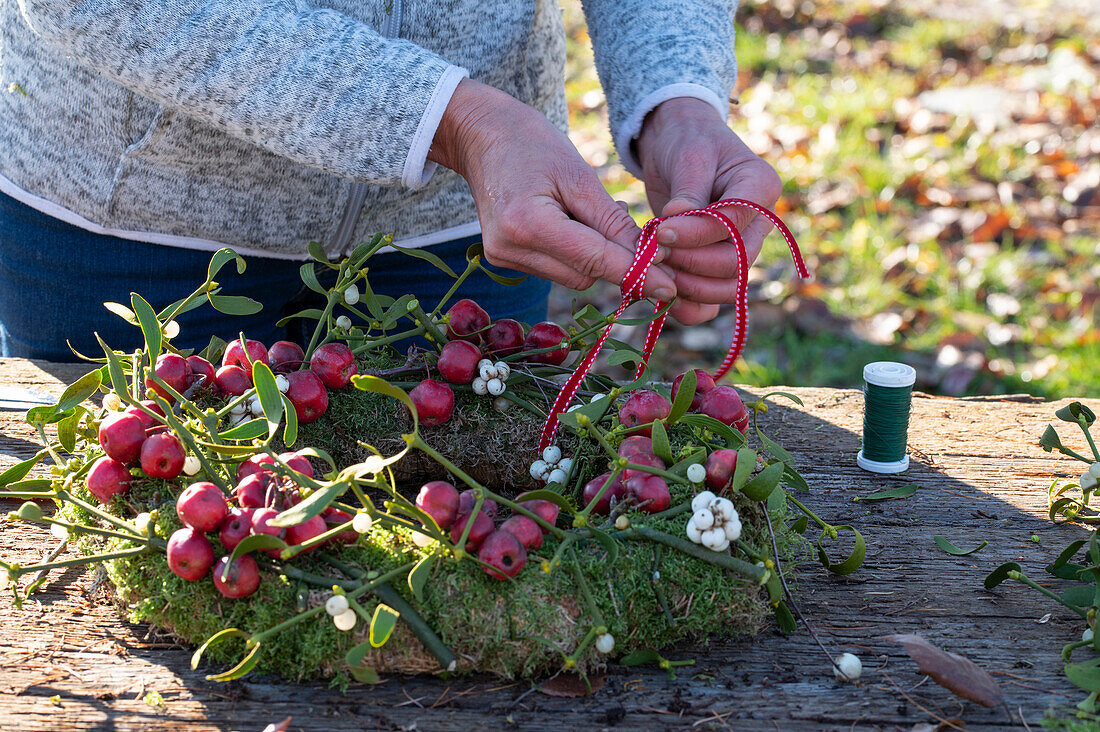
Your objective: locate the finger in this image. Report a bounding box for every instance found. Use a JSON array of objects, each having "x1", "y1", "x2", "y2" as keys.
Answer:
[
  {"x1": 669, "y1": 300, "x2": 721, "y2": 326},
  {"x1": 670, "y1": 270, "x2": 745, "y2": 305},
  {"x1": 661, "y1": 240, "x2": 744, "y2": 280},
  {"x1": 654, "y1": 156, "x2": 719, "y2": 247}
]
